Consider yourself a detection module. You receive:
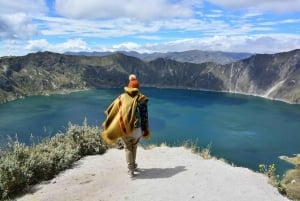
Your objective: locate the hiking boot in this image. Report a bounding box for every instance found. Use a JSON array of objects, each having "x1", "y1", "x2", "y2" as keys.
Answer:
[
  {"x1": 133, "y1": 163, "x2": 141, "y2": 172},
  {"x1": 128, "y1": 170, "x2": 135, "y2": 178},
  {"x1": 134, "y1": 167, "x2": 142, "y2": 172}
]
